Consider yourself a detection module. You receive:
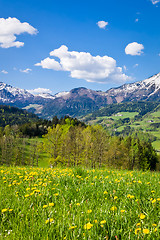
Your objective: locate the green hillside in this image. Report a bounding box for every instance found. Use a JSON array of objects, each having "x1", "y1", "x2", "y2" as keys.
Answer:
[
  {"x1": 0, "y1": 105, "x2": 39, "y2": 127},
  {"x1": 81, "y1": 101, "x2": 160, "y2": 152}
]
